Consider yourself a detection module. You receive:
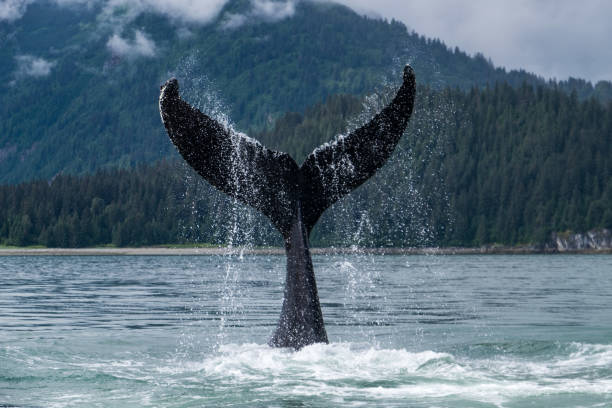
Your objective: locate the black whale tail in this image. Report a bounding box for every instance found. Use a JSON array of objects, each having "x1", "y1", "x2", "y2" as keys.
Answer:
[
  {"x1": 159, "y1": 77, "x2": 300, "y2": 238},
  {"x1": 159, "y1": 65, "x2": 415, "y2": 238},
  {"x1": 159, "y1": 65, "x2": 416, "y2": 349}
]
